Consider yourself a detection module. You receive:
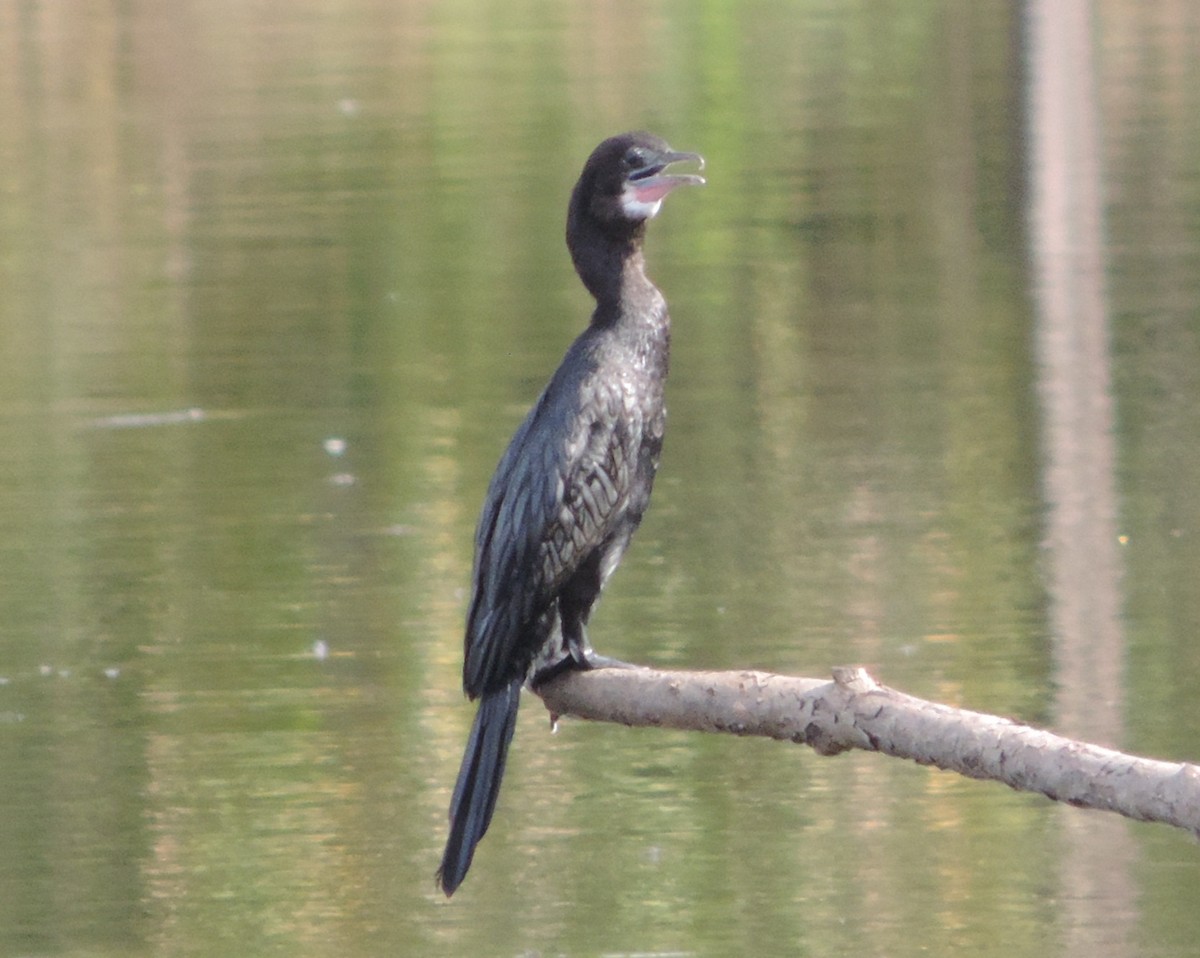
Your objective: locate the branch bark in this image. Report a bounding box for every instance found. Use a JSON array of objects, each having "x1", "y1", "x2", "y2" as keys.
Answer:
[{"x1": 535, "y1": 665, "x2": 1200, "y2": 836}]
